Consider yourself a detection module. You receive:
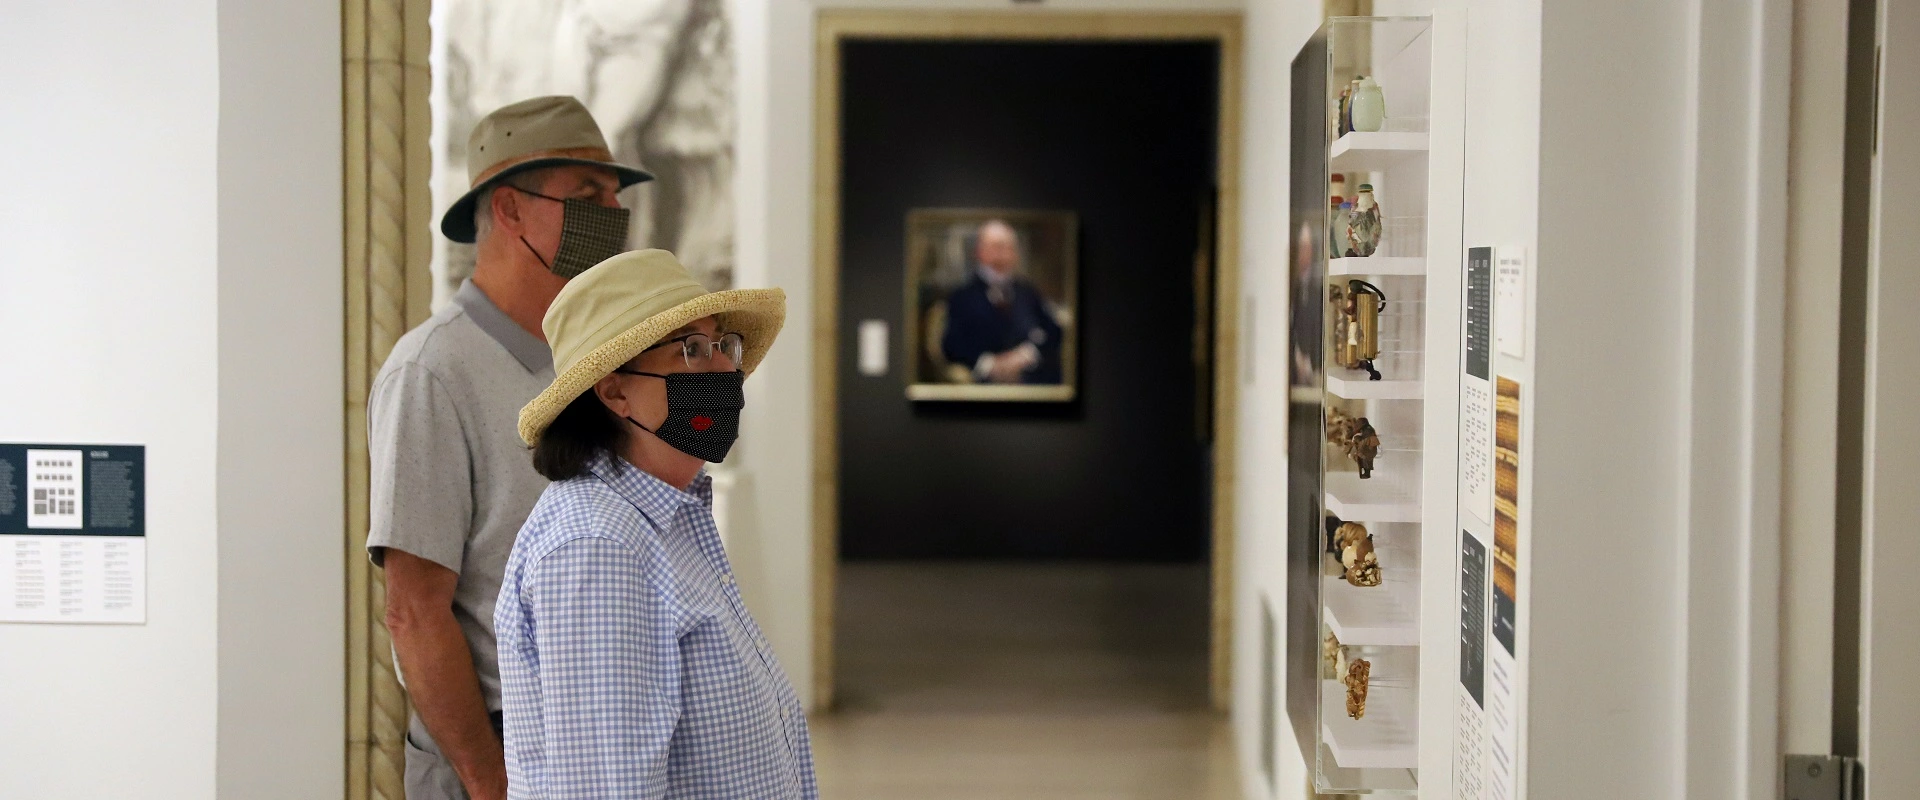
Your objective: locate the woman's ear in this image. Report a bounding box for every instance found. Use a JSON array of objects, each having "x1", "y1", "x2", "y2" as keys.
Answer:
[{"x1": 592, "y1": 373, "x2": 630, "y2": 419}]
